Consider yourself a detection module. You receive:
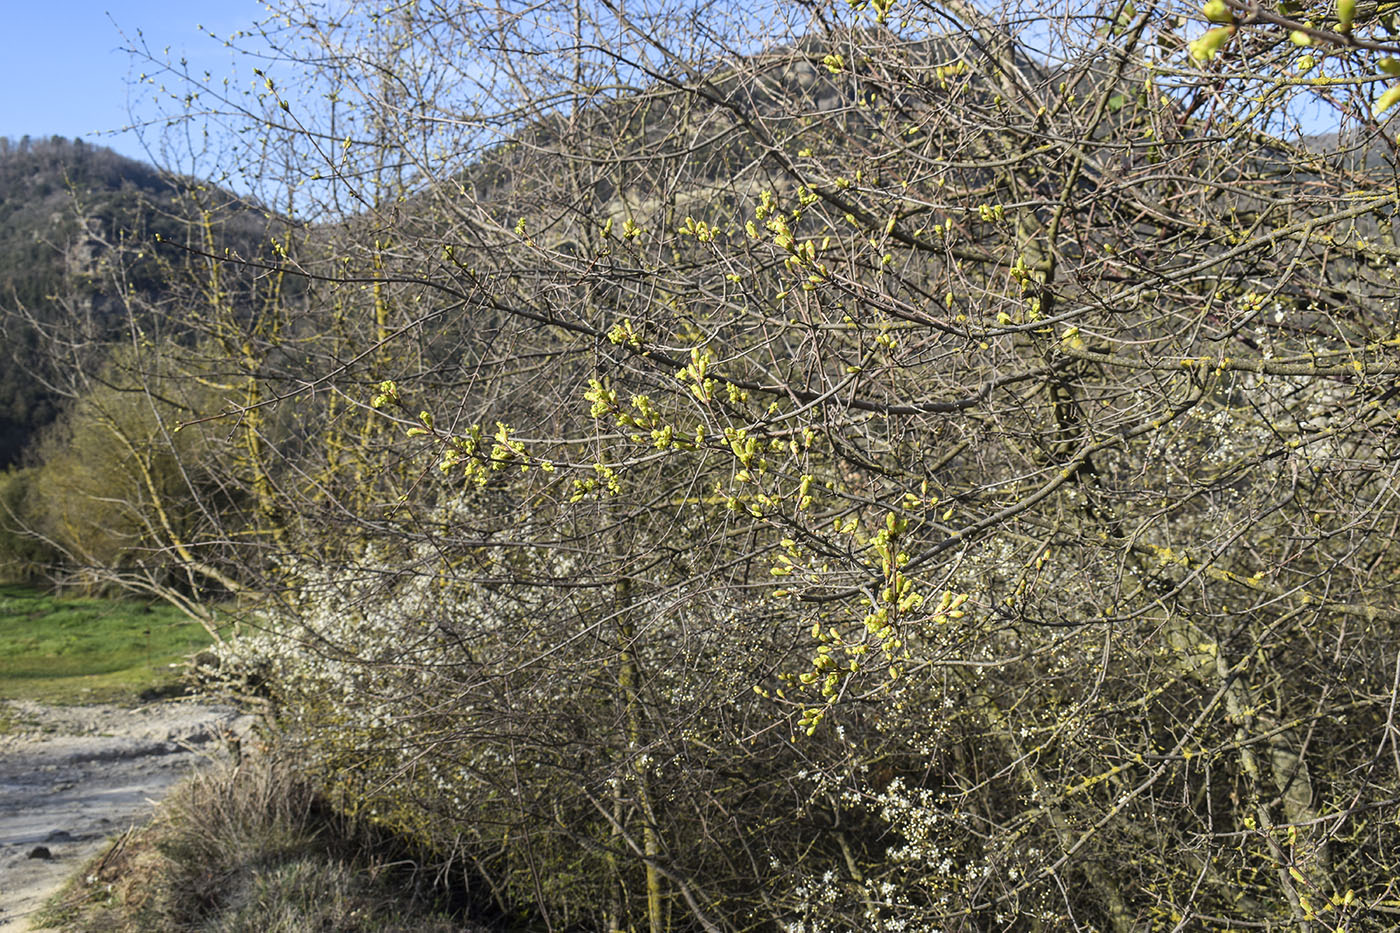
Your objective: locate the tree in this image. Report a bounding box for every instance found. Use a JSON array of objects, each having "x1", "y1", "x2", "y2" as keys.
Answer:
[{"x1": 106, "y1": 0, "x2": 1400, "y2": 927}]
